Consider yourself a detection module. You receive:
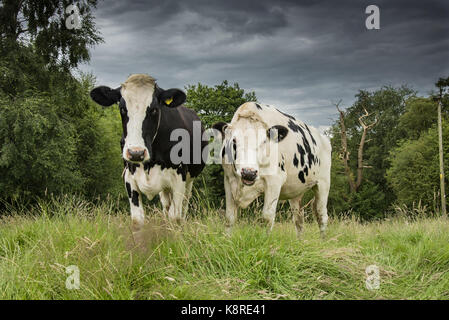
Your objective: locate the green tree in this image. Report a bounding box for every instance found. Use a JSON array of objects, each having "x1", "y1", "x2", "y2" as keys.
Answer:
[
  {"x1": 0, "y1": 0, "x2": 103, "y2": 68},
  {"x1": 387, "y1": 123, "x2": 449, "y2": 211},
  {"x1": 0, "y1": 91, "x2": 83, "y2": 199},
  {"x1": 398, "y1": 97, "x2": 439, "y2": 140},
  {"x1": 0, "y1": 0, "x2": 125, "y2": 203},
  {"x1": 68, "y1": 74, "x2": 124, "y2": 198},
  {"x1": 0, "y1": 73, "x2": 124, "y2": 201},
  {"x1": 330, "y1": 86, "x2": 416, "y2": 217},
  {"x1": 185, "y1": 80, "x2": 257, "y2": 126}
]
